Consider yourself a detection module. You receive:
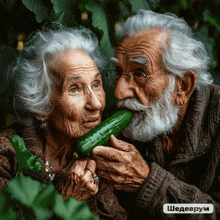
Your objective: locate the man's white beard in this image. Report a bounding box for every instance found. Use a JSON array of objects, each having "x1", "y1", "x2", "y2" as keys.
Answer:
[{"x1": 117, "y1": 87, "x2": 180, "y2": 142}]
